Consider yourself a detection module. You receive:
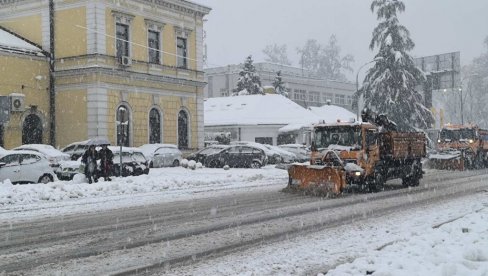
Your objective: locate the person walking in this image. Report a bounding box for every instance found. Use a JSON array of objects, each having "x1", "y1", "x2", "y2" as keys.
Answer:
[
  {"x1": 98, "y1": 144, "x2": 114, "y2": 181},
  {"x1": 81, "y1": 145, "x2": 98, "y2": 184}
]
